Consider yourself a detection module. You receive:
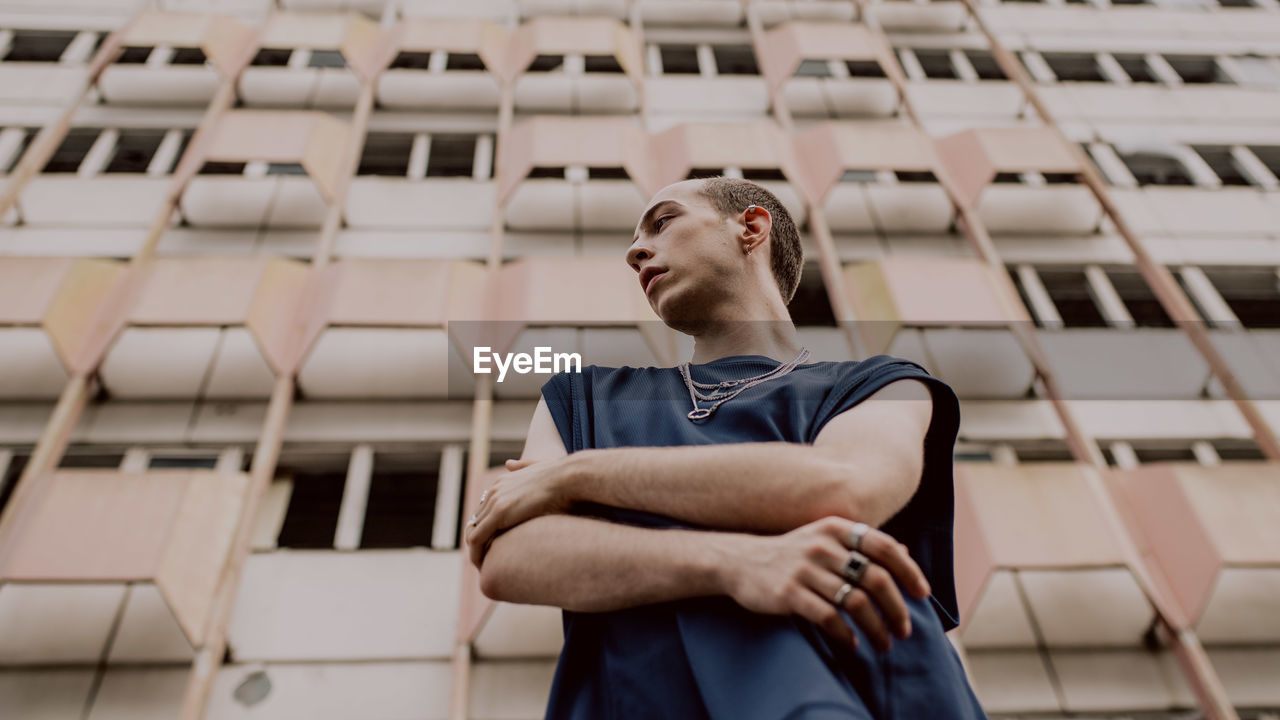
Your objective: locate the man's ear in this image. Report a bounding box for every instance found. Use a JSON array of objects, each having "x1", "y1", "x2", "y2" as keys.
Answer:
[{"x1": 740, "y1": 204, "x2": 772, "y2": 254}]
